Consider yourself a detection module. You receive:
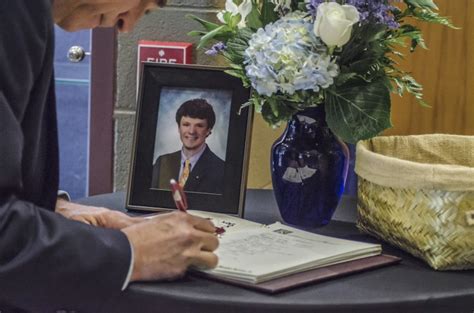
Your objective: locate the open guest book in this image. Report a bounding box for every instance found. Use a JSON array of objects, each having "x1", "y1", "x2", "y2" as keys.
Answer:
[{"x1": 186, "y1": 211, "x2": 401, "y2": 293}]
